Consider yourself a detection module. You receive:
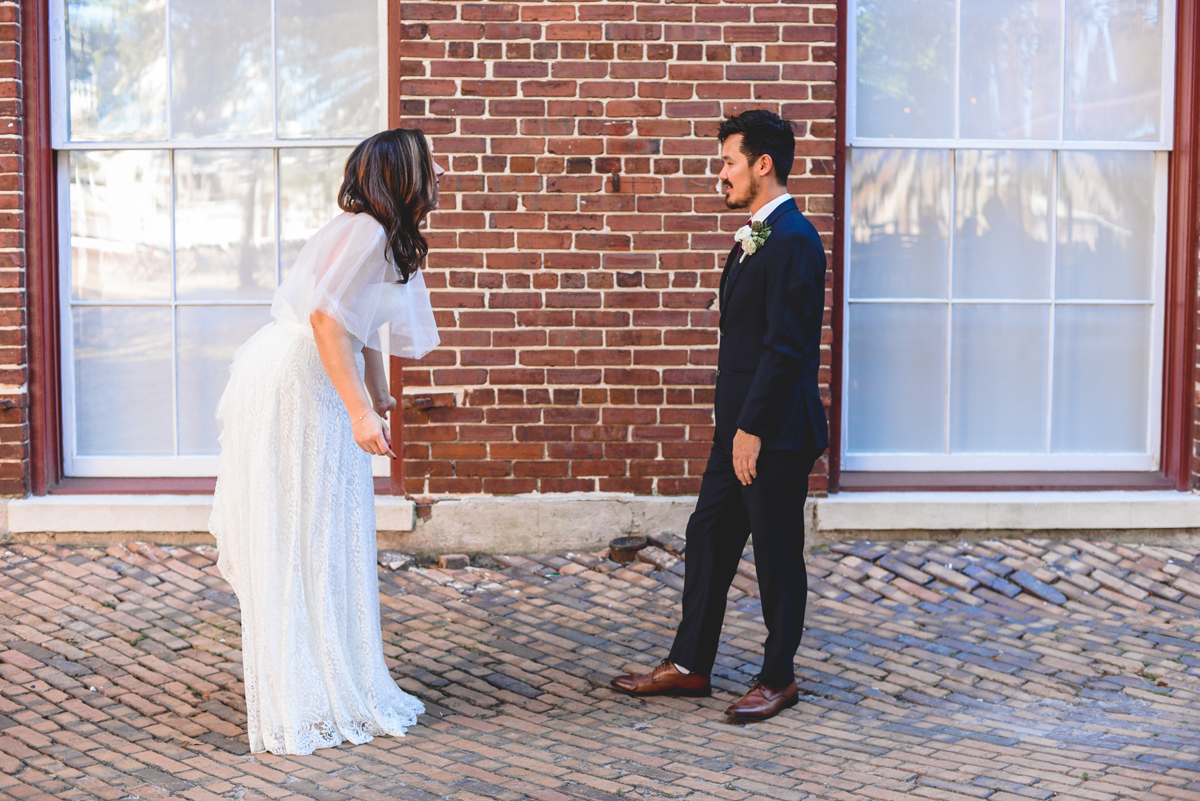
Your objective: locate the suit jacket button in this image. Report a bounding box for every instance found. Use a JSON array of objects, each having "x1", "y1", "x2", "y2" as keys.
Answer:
[{"x1": 715, "y1": 368, "x2": 721, "y2": 377}]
